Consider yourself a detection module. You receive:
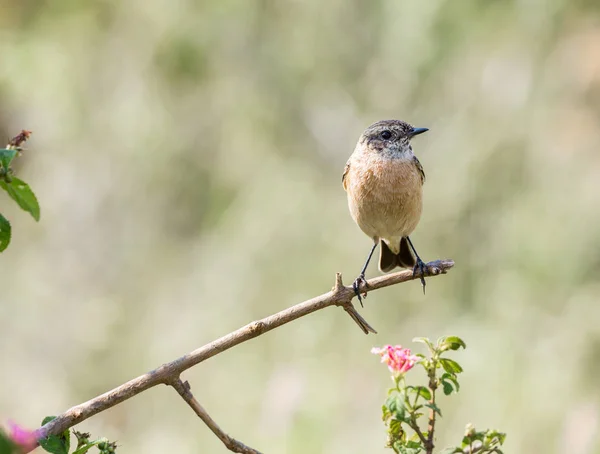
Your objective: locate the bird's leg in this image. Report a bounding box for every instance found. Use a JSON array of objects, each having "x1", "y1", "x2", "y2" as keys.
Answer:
[
  {"x1": 353, "y1": 242, "x2": 377, "y2": 307},
  {"x1": 406, "y1": 236, "x2": 428, "y2": 294}
]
